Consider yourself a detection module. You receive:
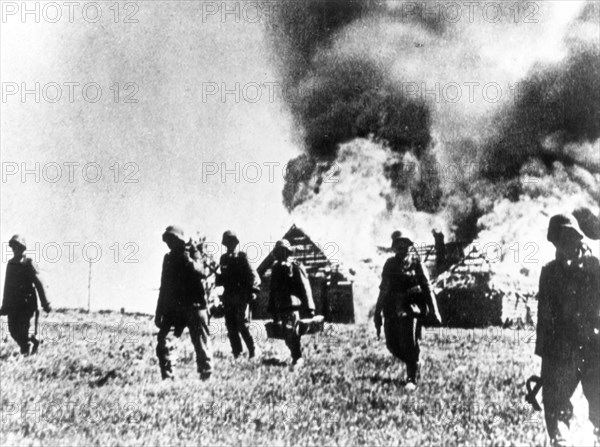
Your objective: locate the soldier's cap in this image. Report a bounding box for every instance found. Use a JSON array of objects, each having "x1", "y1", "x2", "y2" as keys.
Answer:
[
  {"x1": 222, "y1": 230, "x2": 239, "y2": 245},
  {"x1": 391, "y1": 230, "x2": 403, "y2": 240},
  {"x1": 8, "y1": 234, "x2": 26, "y2": 250},
  {"x1": 392, "y1": 236, "x2": 413, "y2": 249},
  {"x1": 162, "y1": 225, "x2": 186, "y2": 243},
  {"x1": 547, "y1": 214, "x2": 584, "y2": 243},
  {"x1": 274, "y1": 239, "x2": 293, "y2": 254}
]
